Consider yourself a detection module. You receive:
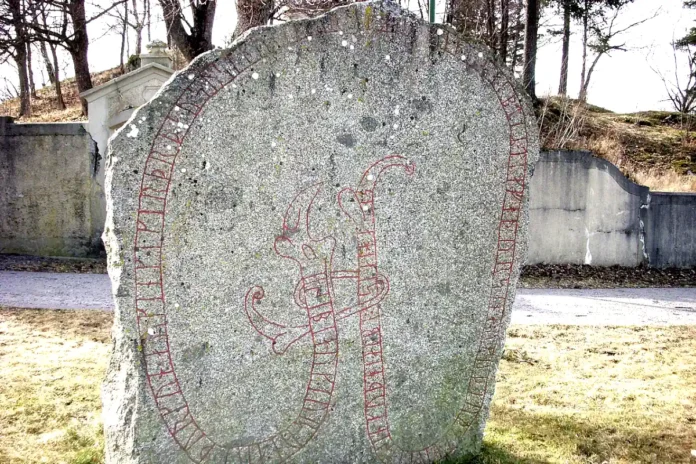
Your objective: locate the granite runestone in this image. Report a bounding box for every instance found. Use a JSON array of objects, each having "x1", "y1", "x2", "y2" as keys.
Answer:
[{"x1": 102, "y1": 3, "x2": 540, "y2": 463}]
